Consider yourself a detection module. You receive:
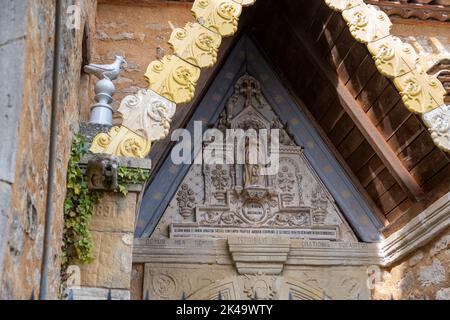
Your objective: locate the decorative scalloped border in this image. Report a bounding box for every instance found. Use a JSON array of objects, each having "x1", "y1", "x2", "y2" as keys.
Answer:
[
  {"x1": 90, "y1": 0, "x2": 257, "y2": 158},
  {"x1": 90, "y1": 0, "x2": 449, "y2": 158}
]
